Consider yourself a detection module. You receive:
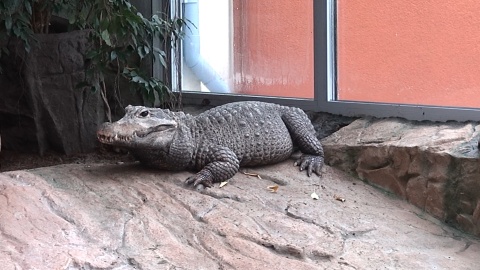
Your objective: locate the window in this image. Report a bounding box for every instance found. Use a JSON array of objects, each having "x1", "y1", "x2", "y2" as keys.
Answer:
[
  {"x1": 321, "y1": 0, "x2": 480, "y2": 121},
  {"x1": 168, "y1": 1, "x2": 480, "y2": 121},
  {"x1": 173, "y1": 0, "x2": 324, "y2": 110},
  {"x1": 181, "y1": 0, "x2": 314, "y2": 99}
]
